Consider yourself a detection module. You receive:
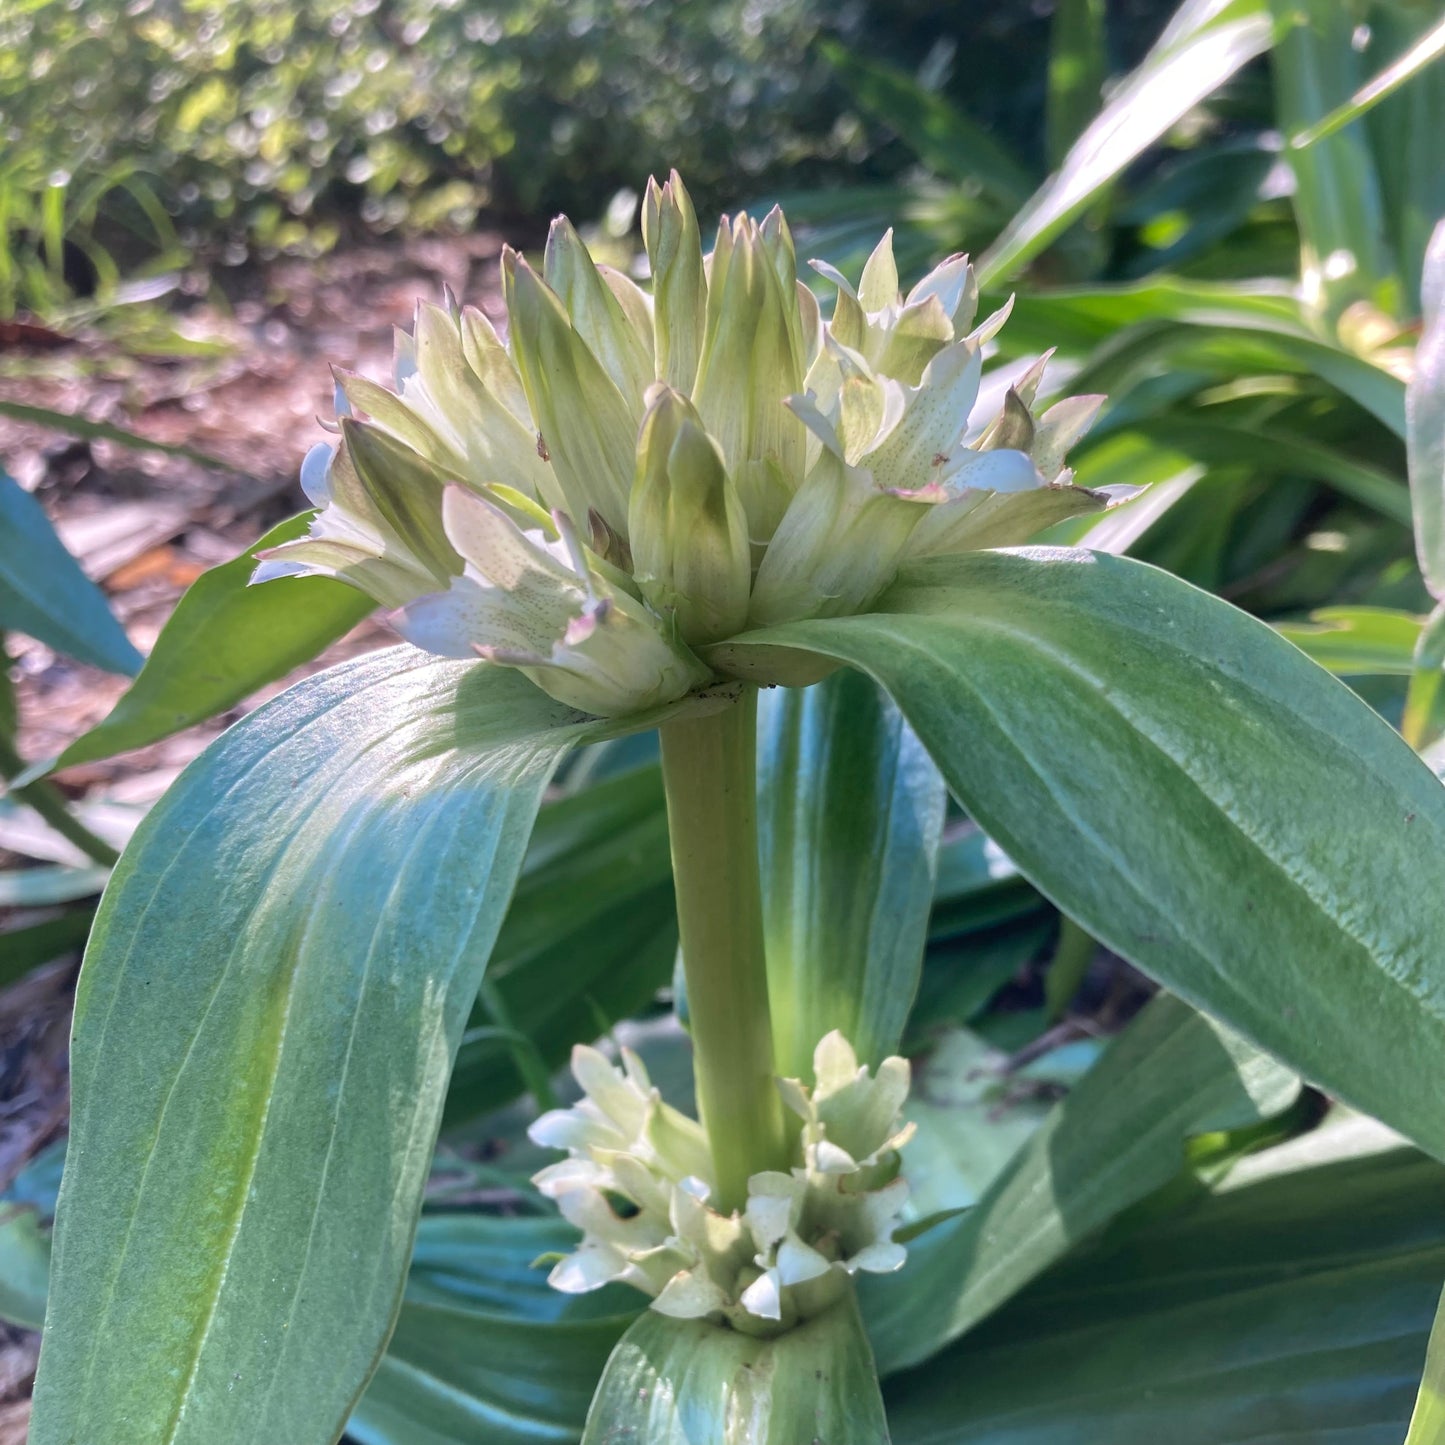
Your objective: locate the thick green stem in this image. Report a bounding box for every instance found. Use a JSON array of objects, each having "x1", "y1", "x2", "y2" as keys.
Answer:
[
  {"x1": 659, "y1": 688, "x2": 787, "y2": 1212},
  {"x1": 0, "y1": 735, "x2": 120, "y2": 868}
]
